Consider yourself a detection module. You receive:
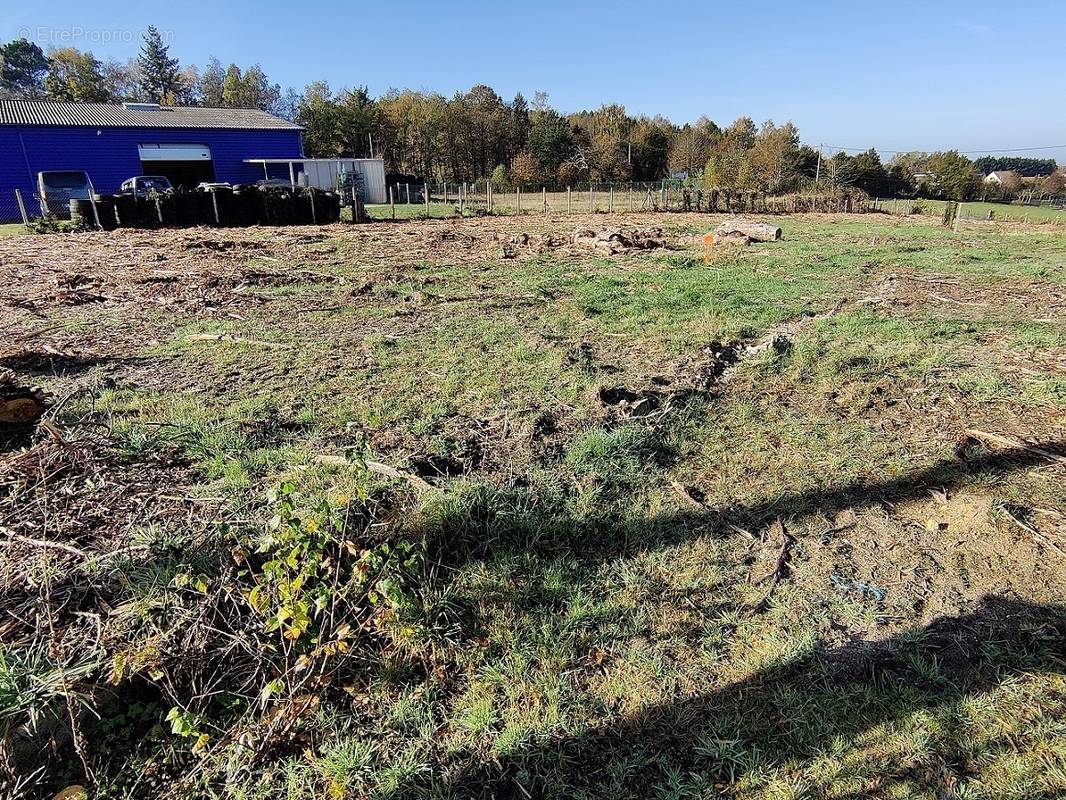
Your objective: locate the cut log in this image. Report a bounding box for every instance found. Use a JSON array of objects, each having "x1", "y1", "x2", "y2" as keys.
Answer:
[
  {"x1": 0, "y1": 375, "x2": 47, "y2": 425},
  {"x1": 712, "y1": 219, "x2": 782, "y2": 244}
]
